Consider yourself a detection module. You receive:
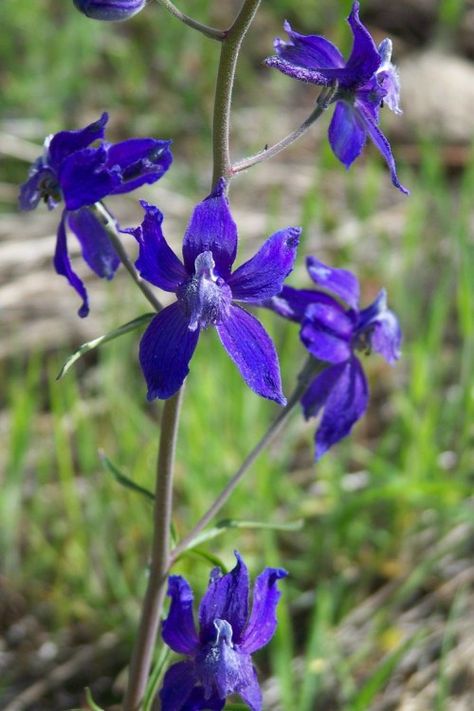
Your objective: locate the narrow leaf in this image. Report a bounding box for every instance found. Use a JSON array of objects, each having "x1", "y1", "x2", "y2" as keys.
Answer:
[
  {"x1": 85, "y1": 688, "x2": 105, "y2": 711},
  {"x1": 100, "y1": 451, "x2": 155, "y2": 502},
  {"x1": 179, "y1": 518, "x2": 303, "y2": 553},
  {"x1": 57, "y1": 312, "x2": 154, "y2": 379}
]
